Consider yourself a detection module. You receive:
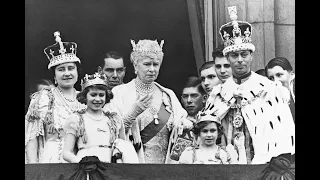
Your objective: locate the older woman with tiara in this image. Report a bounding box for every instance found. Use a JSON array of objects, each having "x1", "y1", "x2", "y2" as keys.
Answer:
[
  {"x1": 105, "y1": 39, "x2": 192, "y2": 164},
  {"x1": 25, "y1": 31, "x2": 86, "y2": 163}
]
